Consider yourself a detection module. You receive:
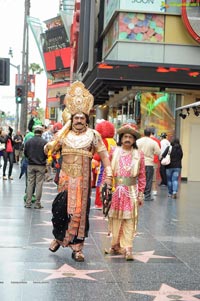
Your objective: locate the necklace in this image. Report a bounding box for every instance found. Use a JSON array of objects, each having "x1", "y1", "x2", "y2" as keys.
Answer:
[
  {"x1": 121, "y1": 148, "x2": 132, "y2": 156},
  {"x1": 120, "y1": 149, "x2": 133, "y2": 171}
]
